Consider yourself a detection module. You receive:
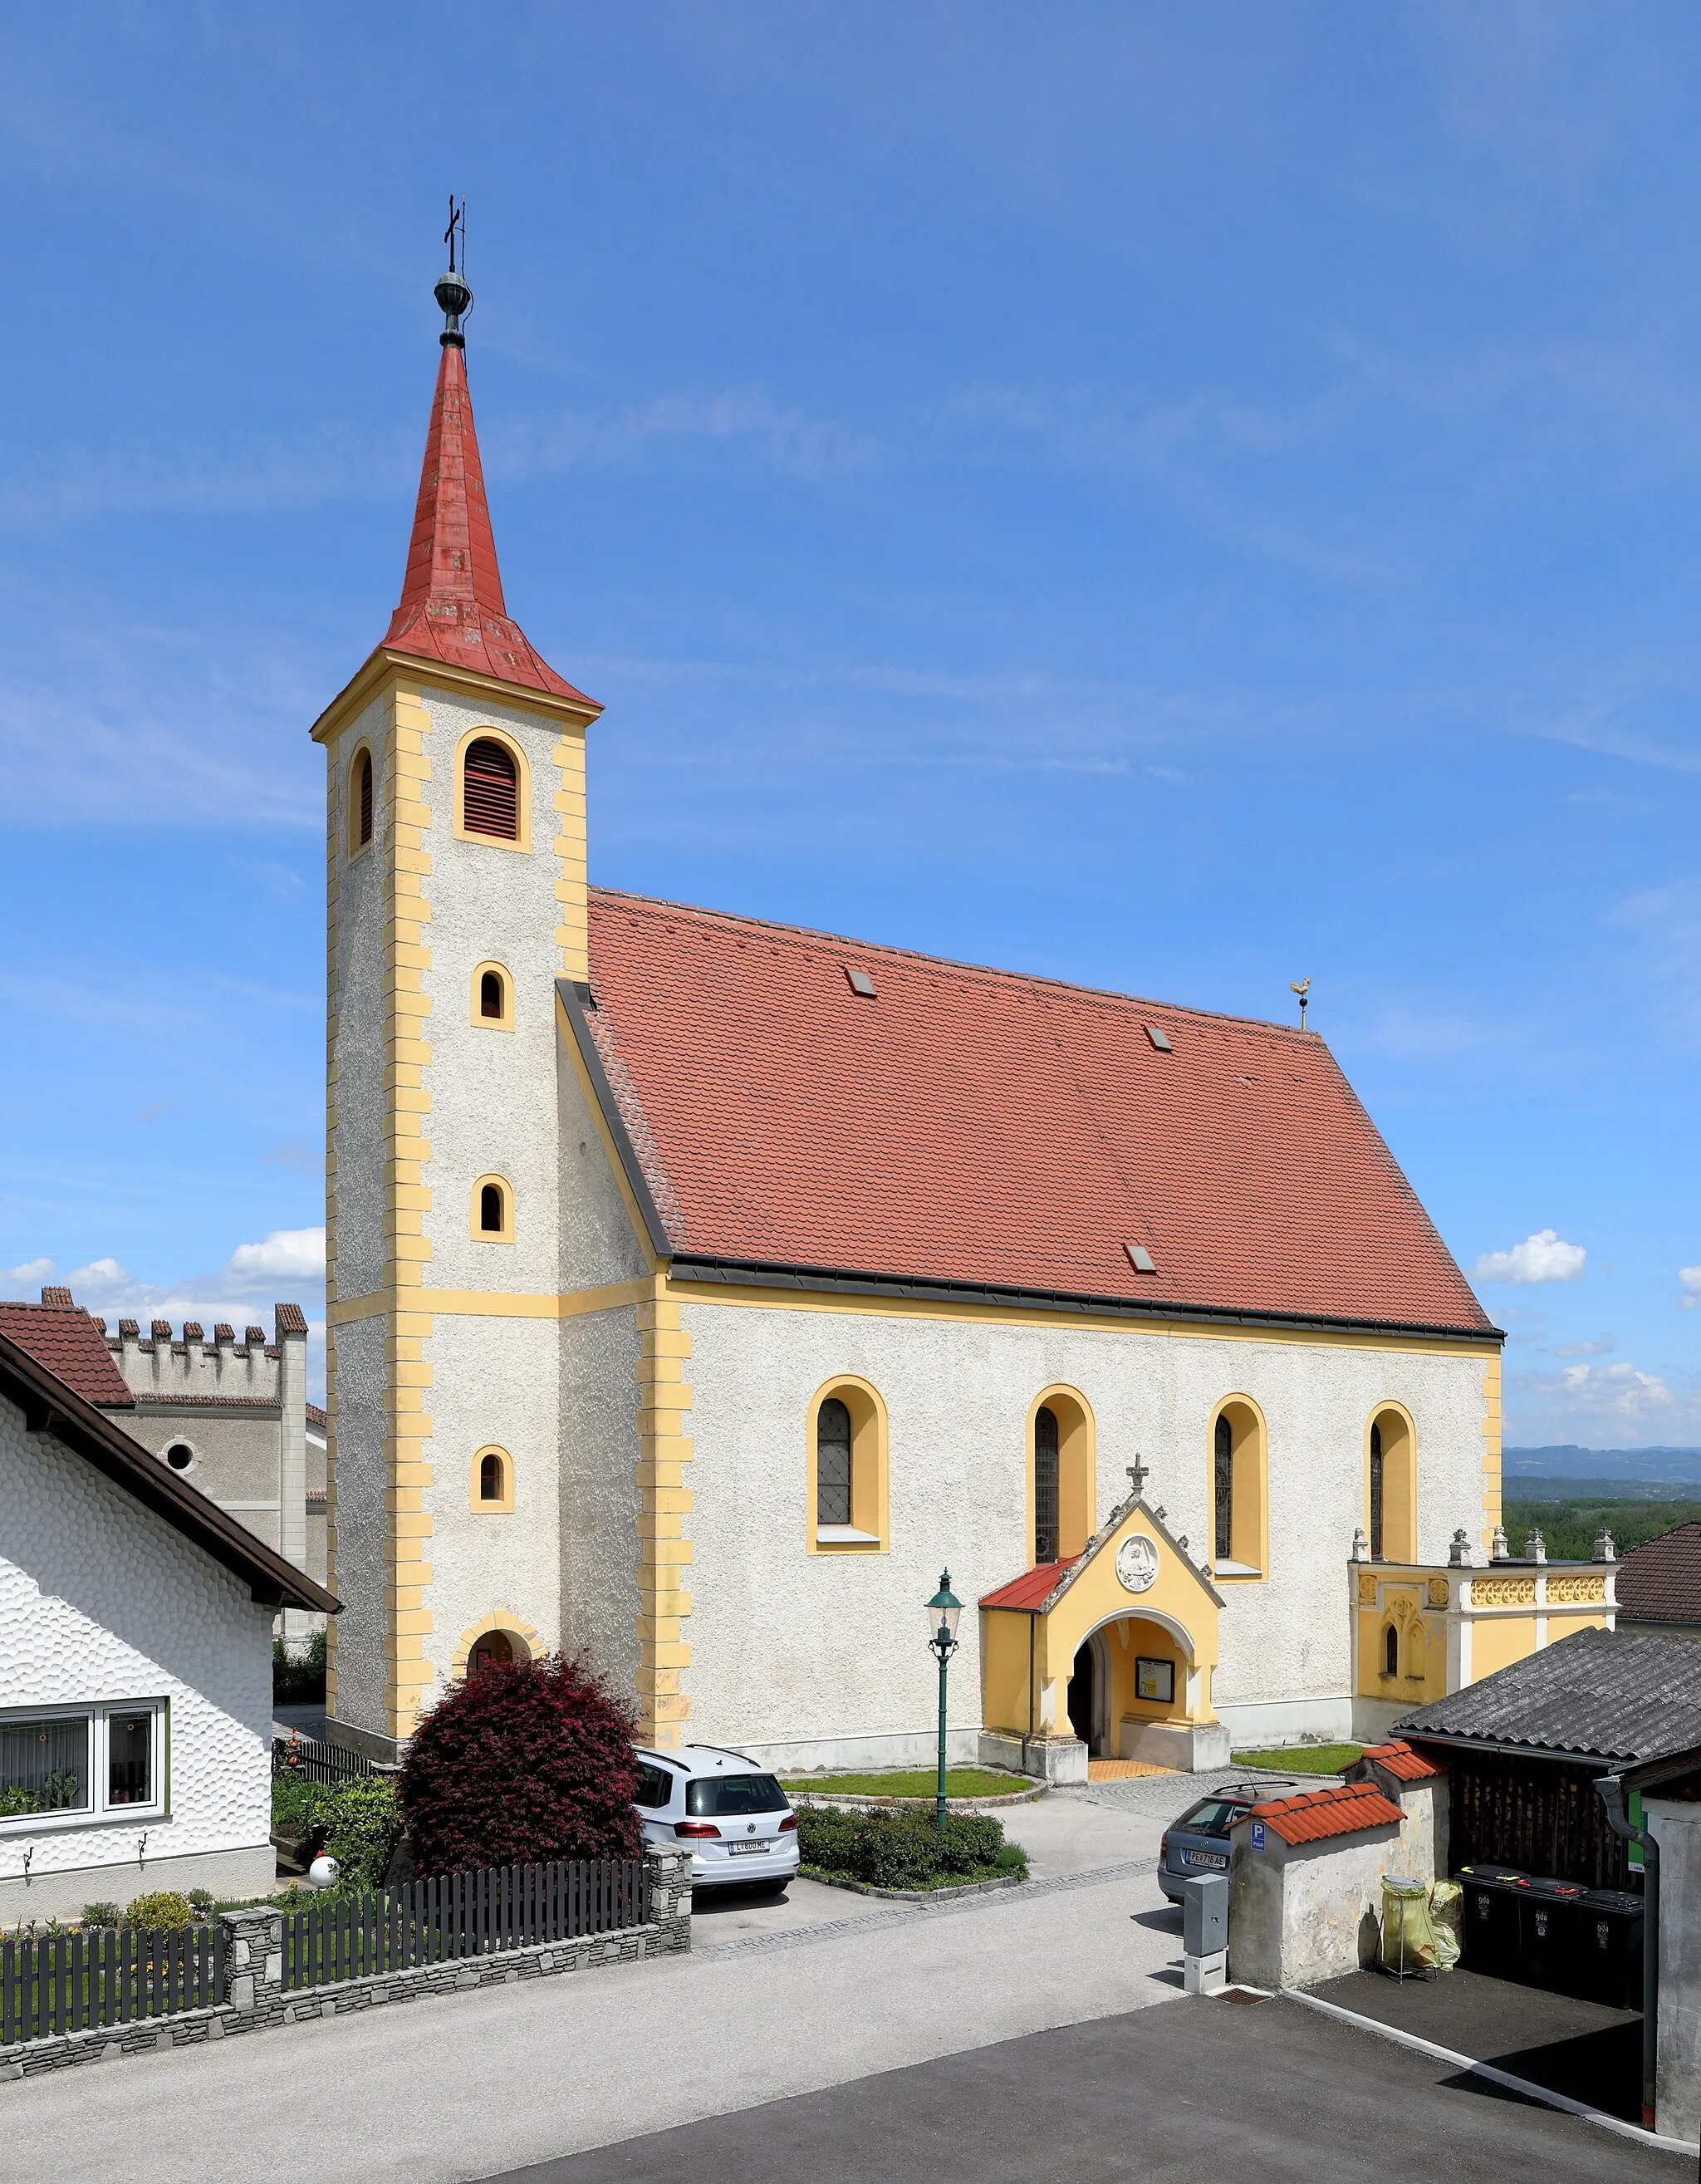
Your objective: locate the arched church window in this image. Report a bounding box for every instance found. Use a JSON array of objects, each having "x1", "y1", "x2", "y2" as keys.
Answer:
[
  {"x1": 1384, "y1": 1623, "x2": 1399, "y2": 1678},
  {"x1": 1034, "y1": 1406, "x2": 1061, "y2": 1564},
  {"x1": 1214, "y1": 1412, "x2": 1233, "y2": 1563},
  {"x1": 1368, "y1": 1406, "x2": 1415, "y2": 1562},
  {"x1": 816, "y1": 1398, "x2": 852, "y2": 1528},
  {"x1": 463, "y1": 737, "x2": 519, "y2": 839},
  {"x1": 1370, "y1": 1422, "x2": 1384, "y2": 1561},
  {"x1": 352, "y1": 748, "x2": 373, "y2": 849}
]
